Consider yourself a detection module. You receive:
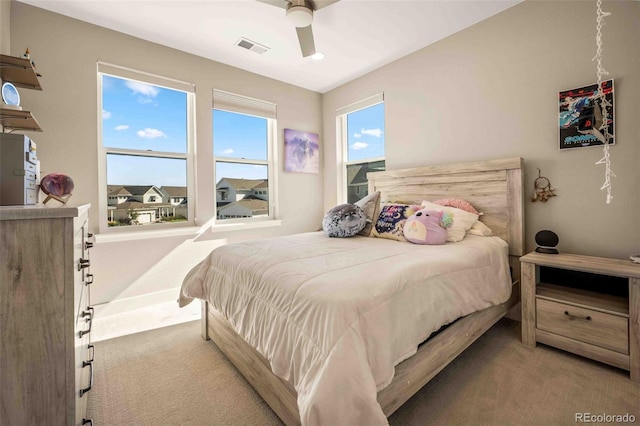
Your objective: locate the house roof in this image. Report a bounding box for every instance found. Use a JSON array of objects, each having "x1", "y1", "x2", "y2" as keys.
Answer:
[
  {"x1": 218, "y1": 198, "x2": 268, "y2": 214},
  {"x1": 107, "y1": 185, "x2": 132, "y2": 196},
  {"x1": 108, "y1": 185, "x2": 164, "y2": 196},
  {"x1": 161, "y1": 186, "x2": 187, "y2": 197},
  {"x1": 219, "y1": 178, "x2": 268, "y2": 191}
]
